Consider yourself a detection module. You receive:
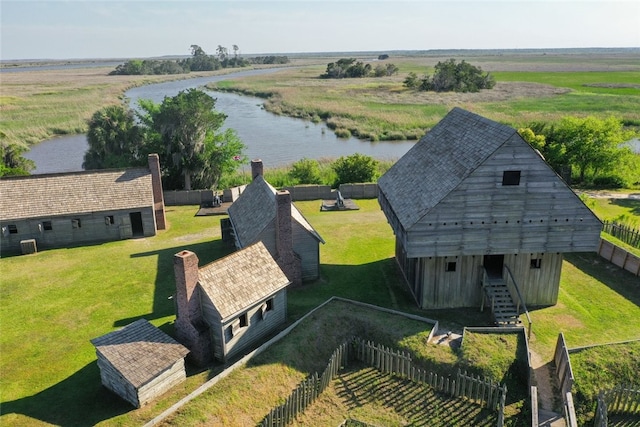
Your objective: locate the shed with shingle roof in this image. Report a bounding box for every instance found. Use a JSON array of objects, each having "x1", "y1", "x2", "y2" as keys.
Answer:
[
  {"x1": 223, "y1": 160, "x2": 324, "y2": 284},
  {"x1": 0, "y1": 154, "x2": 165, "y2": 254},
  {"x1": 378, "y1": 108, "x2": 602, "y2": 309},
  {"x1": 90, "y1": 319, "x2": 189, "y2": 408},
  {"x1": 173, "y1": 241, "x2": 290, "y2": 363}
]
